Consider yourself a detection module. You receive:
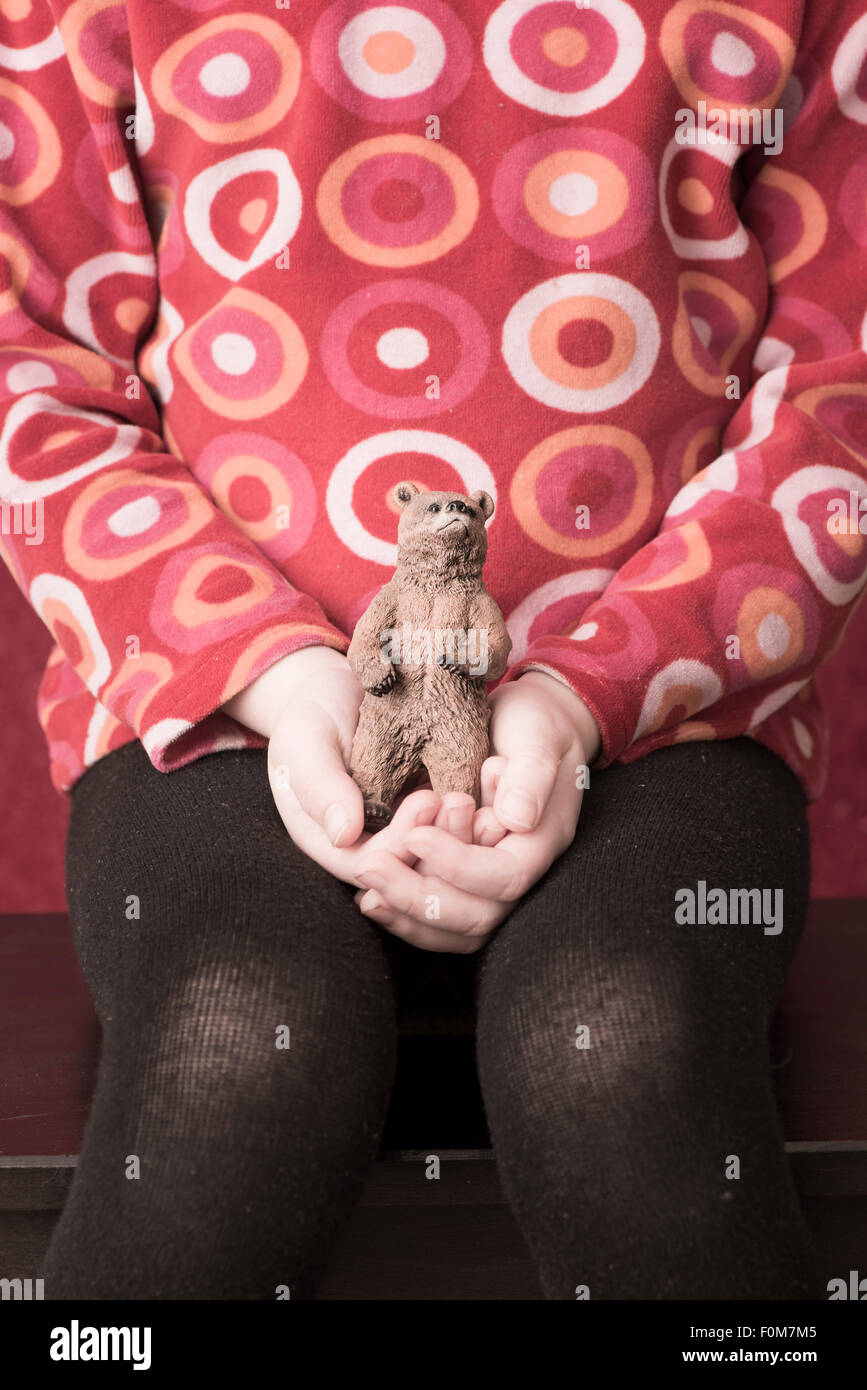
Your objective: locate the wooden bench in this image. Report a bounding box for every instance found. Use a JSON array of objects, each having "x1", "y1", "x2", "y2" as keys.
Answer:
[{"x1": 1, "y1": 903, "x2": 865, "y2": 1300}]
